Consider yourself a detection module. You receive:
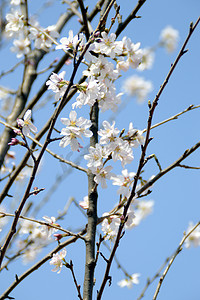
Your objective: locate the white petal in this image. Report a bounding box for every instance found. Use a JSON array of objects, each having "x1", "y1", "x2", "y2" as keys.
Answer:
[{"x1": 24, "y1": 110, "x2": 31, "y2": 121}]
